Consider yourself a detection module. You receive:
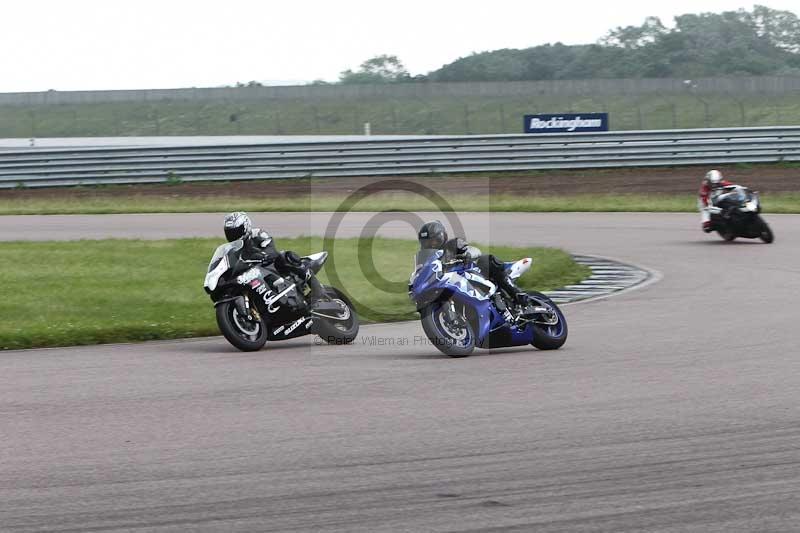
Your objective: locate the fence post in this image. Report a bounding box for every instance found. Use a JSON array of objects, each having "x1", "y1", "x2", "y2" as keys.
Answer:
[
  {"x1": 653, "y1": 91, "x2": 678, "y2": 128},
  {"x1": 774, "y1": 99, "x2": 780, "y2": 126},
  {"x1": 28, "y1": 109, "x2": 36, "y2": 138},
  {"x1": 671, "y1": 103, "x2": 678, "y2": 128},
  {"x1": 499, "y1": 104, "x2": 506, "y2": 133},
  {"x1": 730, "y1": 94, "x2": 746, "y2": 126},
  {"x1": 313, "y1": 106, "x2": 321, "y2": 134},
  {"x1": 464, "y1": 104, "x2": 471, "y2": 135}
]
